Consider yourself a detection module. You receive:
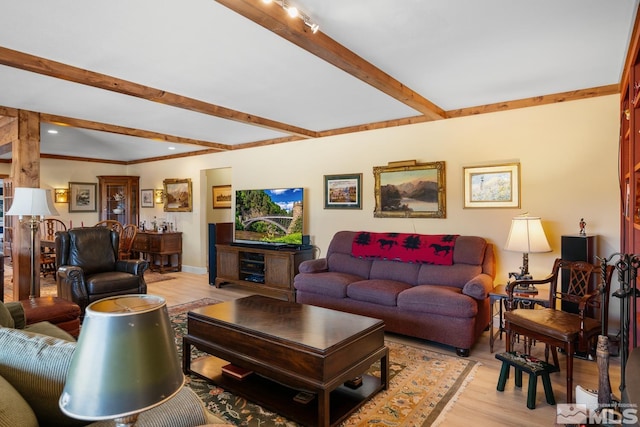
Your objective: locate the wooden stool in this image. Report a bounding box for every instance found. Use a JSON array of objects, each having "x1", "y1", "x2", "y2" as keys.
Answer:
[
  {"x1": 495, "y1": 351, "x2": 559, "y2": 409},
  {"x1": 21, "y1": 296, "x2": 81, "y2": 338}
]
